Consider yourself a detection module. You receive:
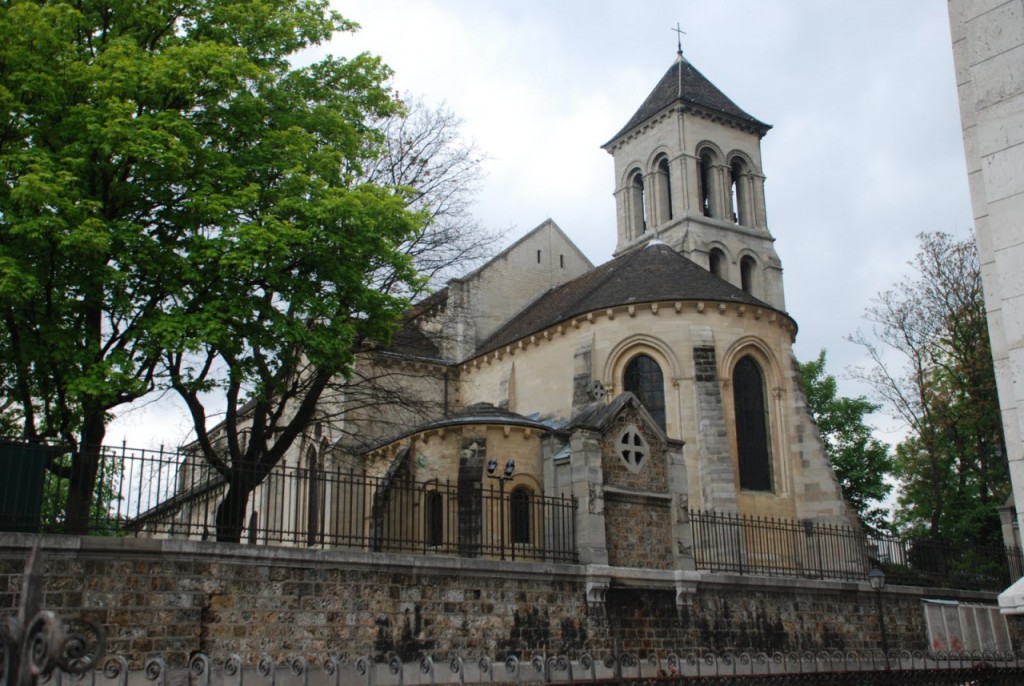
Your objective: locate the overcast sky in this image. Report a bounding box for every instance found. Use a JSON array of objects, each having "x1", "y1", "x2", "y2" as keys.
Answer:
[{"x1": 110, "y1": 1, "x2": 971, "y2": 448}]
